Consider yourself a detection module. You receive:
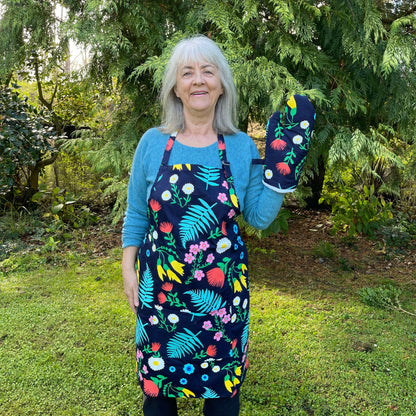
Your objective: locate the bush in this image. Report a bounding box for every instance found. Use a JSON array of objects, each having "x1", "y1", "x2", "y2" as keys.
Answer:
[{"x1": 321, "y1": 184, "x2": 393, "y2": 237}]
